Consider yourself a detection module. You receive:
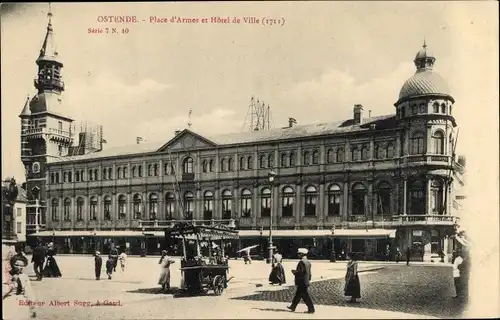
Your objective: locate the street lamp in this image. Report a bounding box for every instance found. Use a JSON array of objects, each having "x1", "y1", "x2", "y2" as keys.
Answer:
[
  {"x1": 259, "y1": 226, "x2": 263, "y2": 259},
  {"x1": 93, "y1": 229, "x2": 97, "y2": 252},
  {"x1": 267, "y1": 170, "x2": 276, "y2": 264},
  {"x1": 52, "y1": 229, "x2": 55, "y2": 245}
]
